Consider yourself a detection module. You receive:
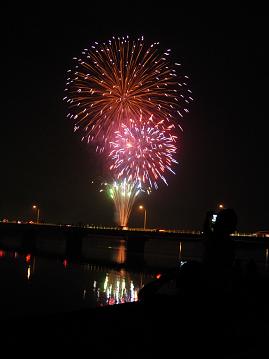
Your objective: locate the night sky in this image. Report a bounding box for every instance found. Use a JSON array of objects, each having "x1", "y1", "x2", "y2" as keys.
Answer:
[{"x1": 3, "y1": 9, "x2": 269, "y2": 232}]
